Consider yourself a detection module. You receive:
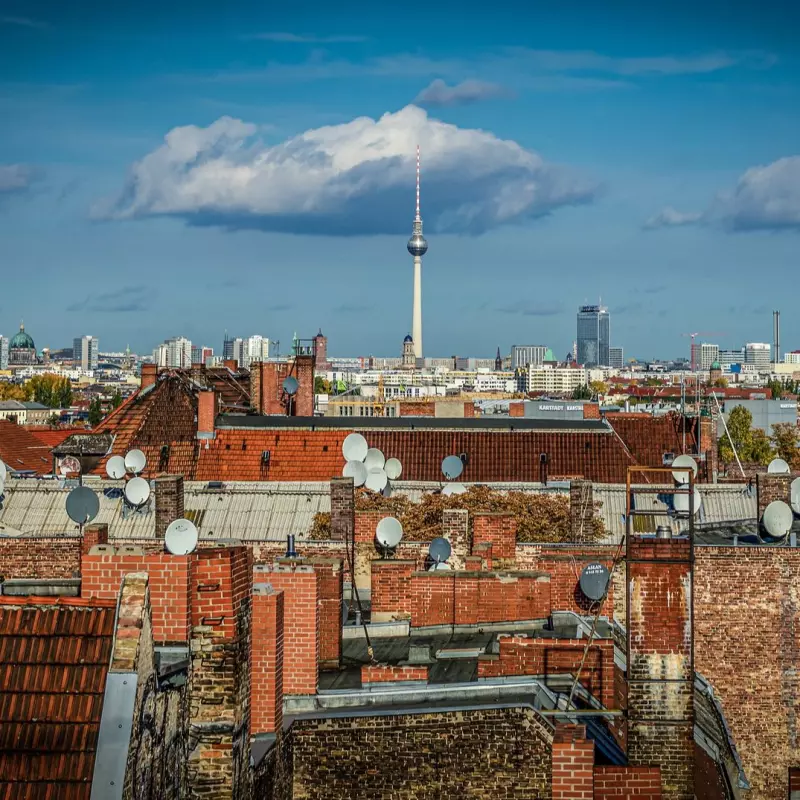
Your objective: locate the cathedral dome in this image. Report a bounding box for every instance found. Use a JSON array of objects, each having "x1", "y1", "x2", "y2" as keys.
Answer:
[{"x1": 10, "y1": 323, "x2": 34, "y2": 350}]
